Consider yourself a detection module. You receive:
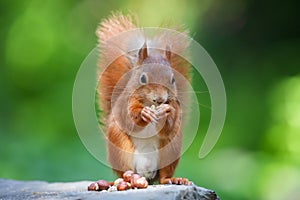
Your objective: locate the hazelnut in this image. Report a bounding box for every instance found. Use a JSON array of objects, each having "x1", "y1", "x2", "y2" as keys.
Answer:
[
  {"x1": 117, "y1": 181, "x2": 131, "y2": 191},
  {"x1": 130, "y1": 174, "x2": 142, "y2": 186},
  {"x1": 87, "y1": 182, "x2": 99, "y2": 191},
  {"x1": 123, "y1": 170, "x2": 134, "y2": 182},
  {"x1": 134, "y1": 177, "x2": 148, "y2": 189},
  {"x1": 96, "y1": 180, "x2": 110, "y2": 191},
  {"x1": 151, "y1": 105, "x2": 159, "y2": 115},
  {"x1": 114, "y1": 178, "x2": 124, "y2": 186}
]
